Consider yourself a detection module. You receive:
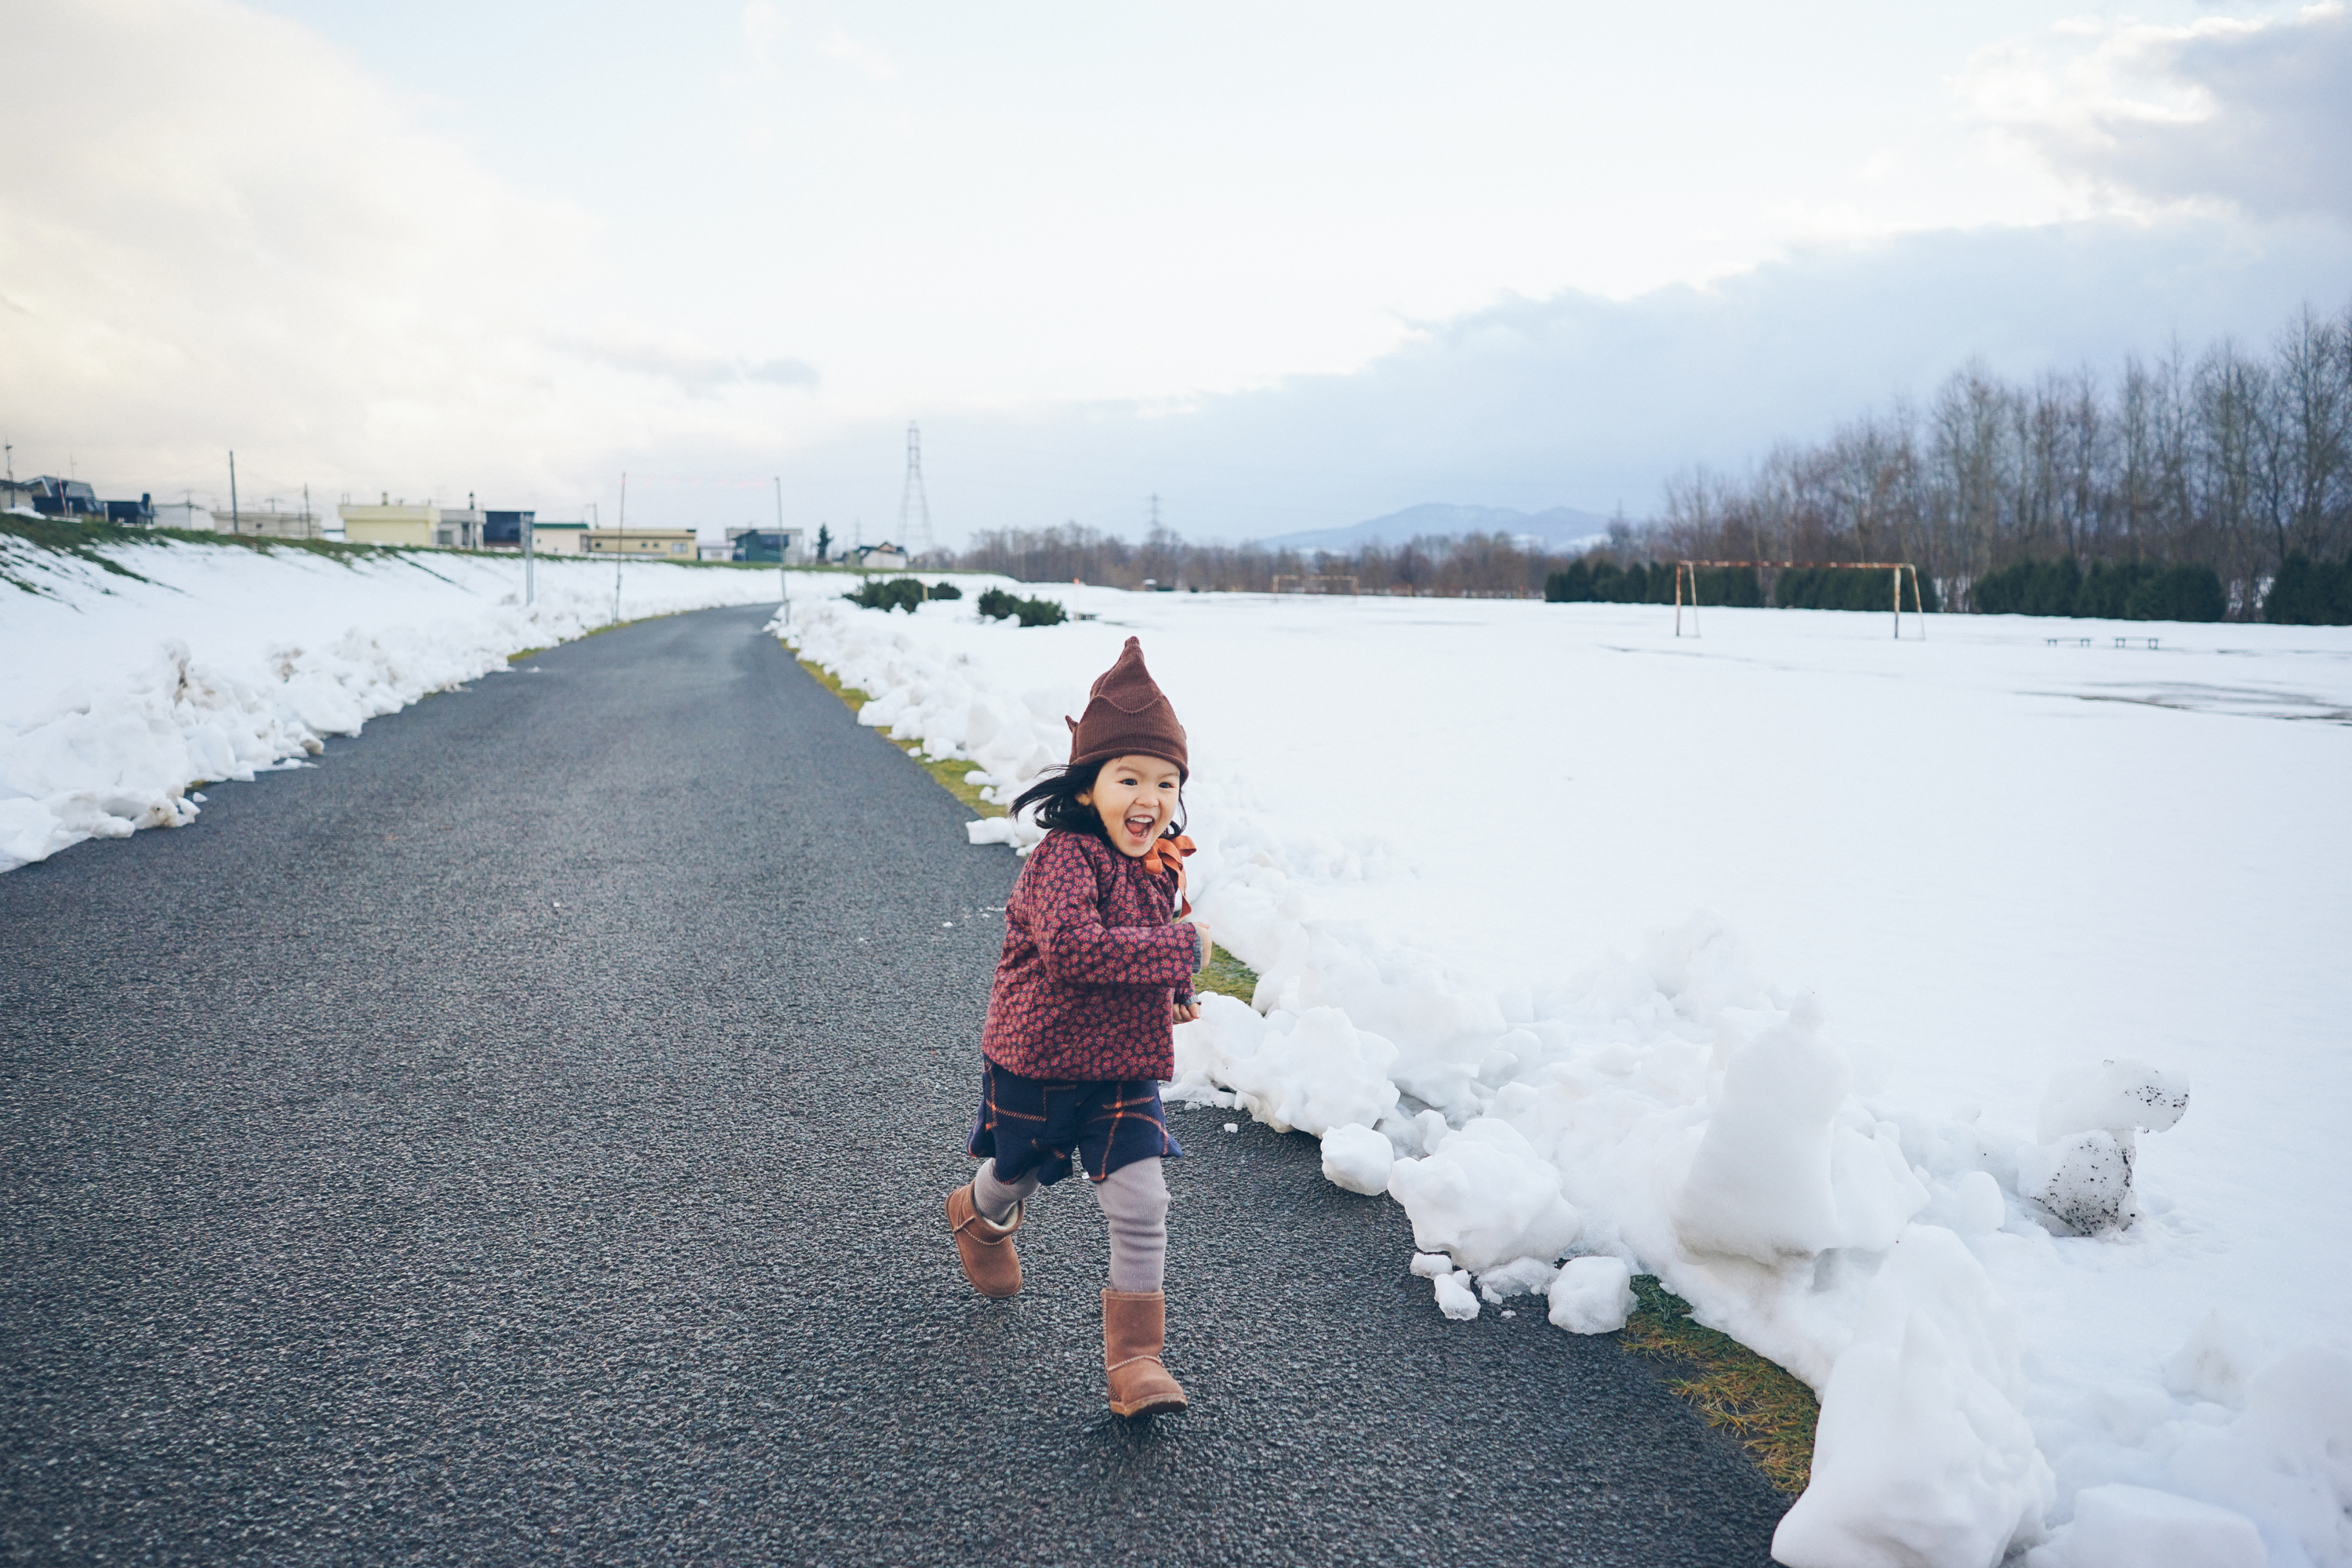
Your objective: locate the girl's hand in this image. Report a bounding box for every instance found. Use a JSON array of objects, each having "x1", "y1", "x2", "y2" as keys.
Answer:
[
  {"x1": 1186, "y1": 918, "x2": 1214, "y2": 971},
  {"x1": 1174, "y1": 1000, "x2": 1202, "y2": 1024}
]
